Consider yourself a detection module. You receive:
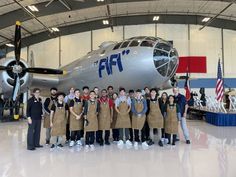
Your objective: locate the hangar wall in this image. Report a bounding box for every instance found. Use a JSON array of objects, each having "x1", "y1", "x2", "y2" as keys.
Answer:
[{"x1": 6, "y1": 24, "x2": 236, "y2": 86}]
